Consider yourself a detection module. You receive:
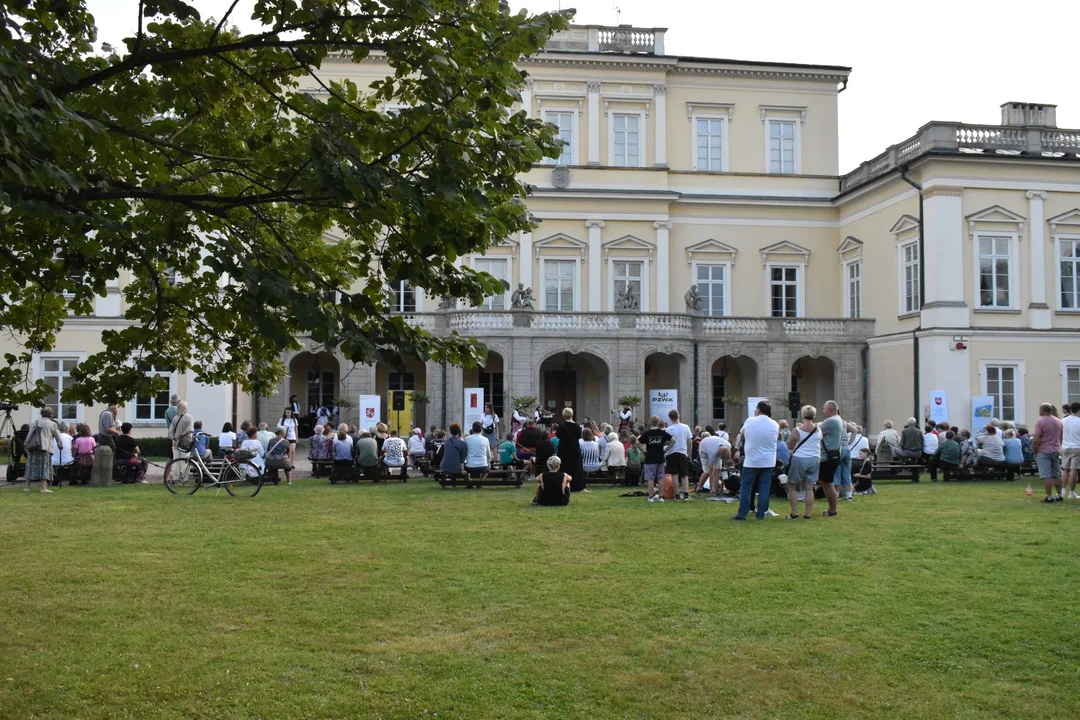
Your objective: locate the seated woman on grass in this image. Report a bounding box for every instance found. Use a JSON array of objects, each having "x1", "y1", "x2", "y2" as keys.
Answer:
[
  {"x1": 266, "y1": 427, "x2": 294, "y2": 485},
  {"x1": 536, "y1": 455, "x2": 571, "y2": 506}
]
